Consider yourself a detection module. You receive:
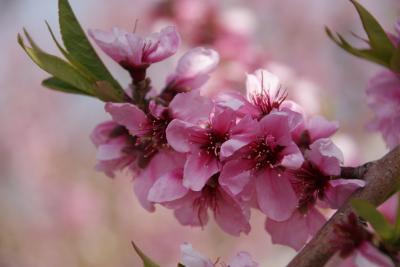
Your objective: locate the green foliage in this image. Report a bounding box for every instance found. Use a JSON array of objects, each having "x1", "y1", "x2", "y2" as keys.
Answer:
[
  {"x1": 326, "y1": 0, "x2": 400, "y2": 72},
  {"x1": 131, "y1": 242, "x2": 161, "y2": 267},
  {"x1": 19, "y1": 0, "x2": 125, "y2": 102},
  {"x1": 352, "y1": 199, "x2": 394, "y2": 241}
]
